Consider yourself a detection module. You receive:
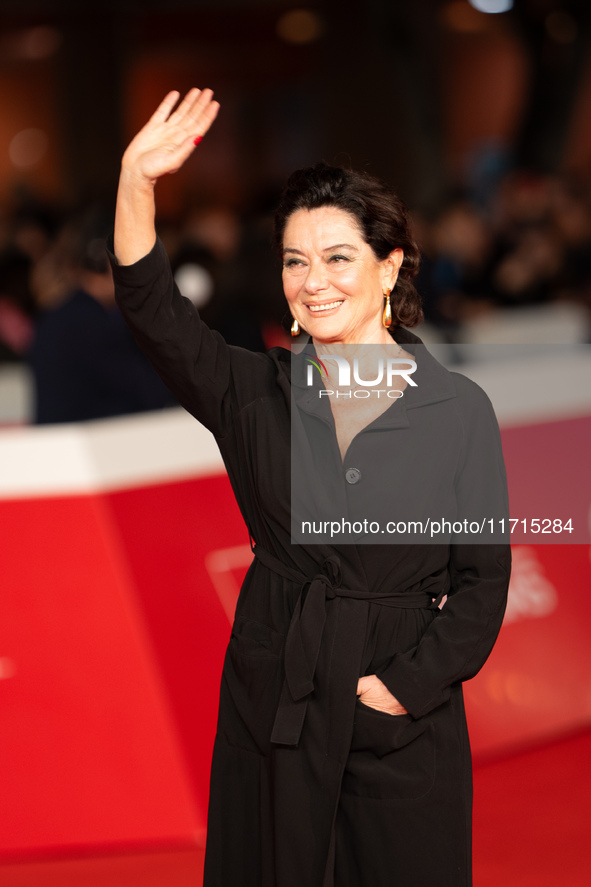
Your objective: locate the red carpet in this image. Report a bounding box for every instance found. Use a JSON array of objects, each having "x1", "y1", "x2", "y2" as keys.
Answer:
[
  {"x1": 473, "y1": 729, "x2": 591, "y2": 887},
  {"x1": 1, "y1": 730, "x2": 589, "y2": 886}
]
